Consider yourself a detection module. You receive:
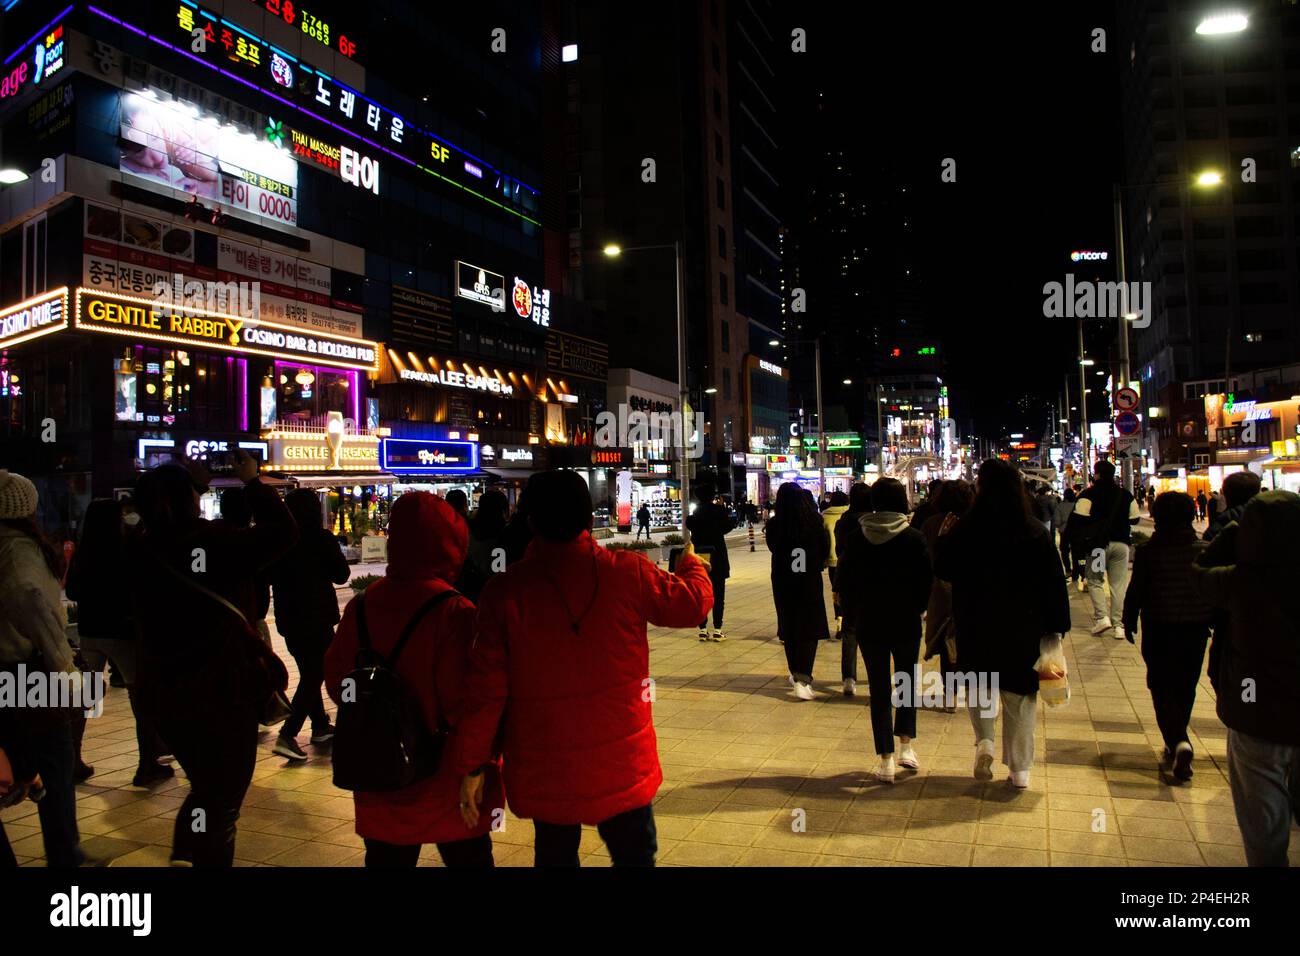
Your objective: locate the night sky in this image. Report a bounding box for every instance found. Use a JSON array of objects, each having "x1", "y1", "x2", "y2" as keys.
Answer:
[{"x1": 796, "y1": 2, "x2": 1123, "y2": 439}]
